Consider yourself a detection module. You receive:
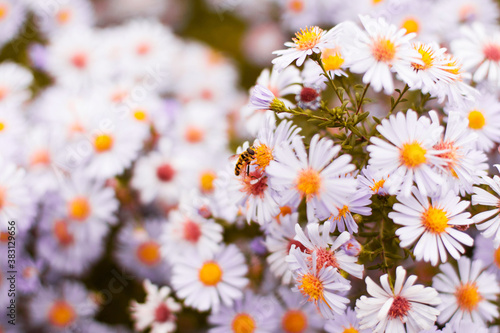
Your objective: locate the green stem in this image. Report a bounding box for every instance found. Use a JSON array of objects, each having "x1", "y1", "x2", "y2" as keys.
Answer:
[
  {"x1": 339, "y1": 76, "x2": 356, "y2": 109},
  {"x1": 356, "y1": 83, "x2": 370, "y2": 115},
  {"x1": 317, "y1": 60, "x2": 344, "y2": 104},
  {"x1": 388, "y1": 84, "x2": 410, "y2": 116}
]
